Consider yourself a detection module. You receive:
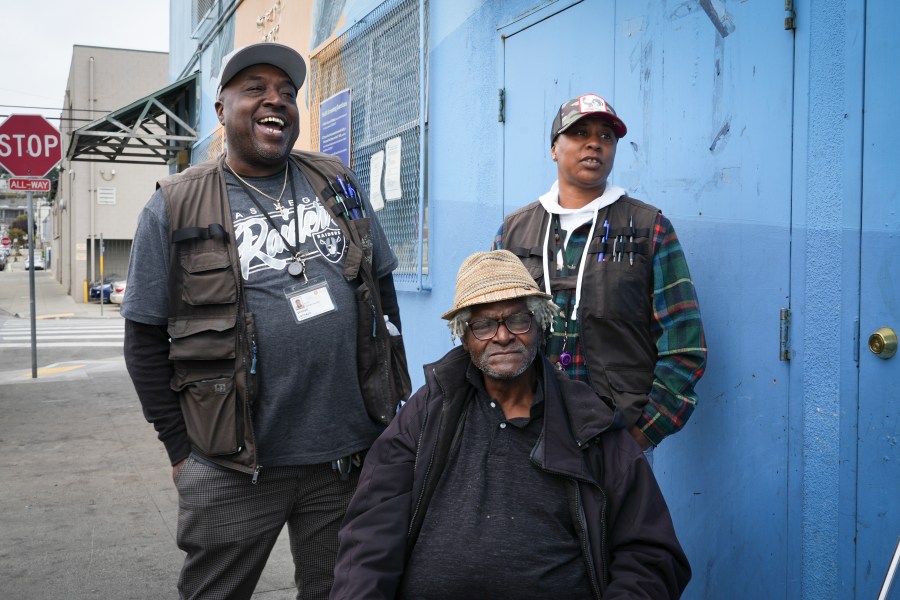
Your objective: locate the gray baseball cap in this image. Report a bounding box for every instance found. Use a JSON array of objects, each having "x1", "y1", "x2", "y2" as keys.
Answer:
[{"x1": 216, "y1": 43, "x2": 307, "y2": 96}]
